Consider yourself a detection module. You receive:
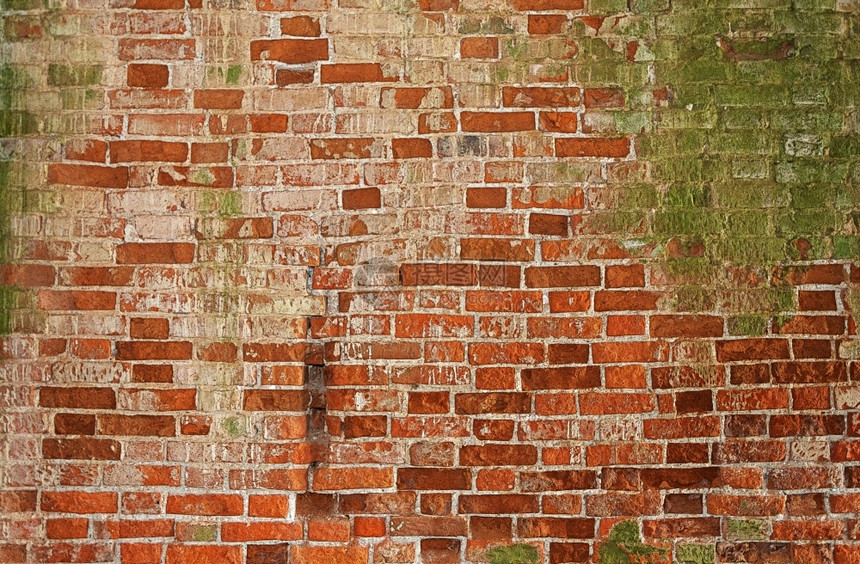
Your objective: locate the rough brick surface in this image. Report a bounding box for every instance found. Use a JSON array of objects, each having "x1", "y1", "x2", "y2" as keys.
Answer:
[{"x1": 1, "y1": 0, "x2": 859, "y2": 561}]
